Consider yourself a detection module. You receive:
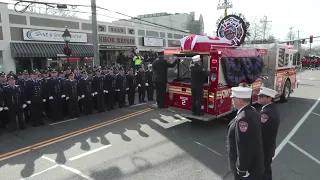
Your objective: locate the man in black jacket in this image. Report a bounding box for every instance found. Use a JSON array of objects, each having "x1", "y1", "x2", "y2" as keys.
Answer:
[
  {"x1": 152, "y1": 52, "x2": 178, "y2": 108},
  {"x1": 227, "y1": 87, "x2": 264, "y2": 180},
  {"x1": 190, "y1": 55, "x2": 210, "y2": 116},
  {"x1": 257, "y1": 87, "x2": 280, "y2": 180}
]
